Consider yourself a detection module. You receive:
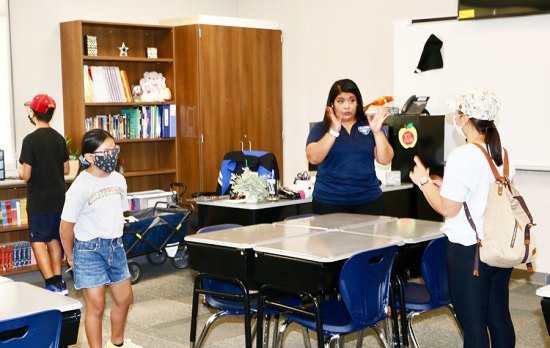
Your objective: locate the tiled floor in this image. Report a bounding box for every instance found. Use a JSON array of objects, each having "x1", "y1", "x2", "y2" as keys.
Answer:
[{"x1": 9, "y1": 258, "x2": 550, "y2": 347}]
